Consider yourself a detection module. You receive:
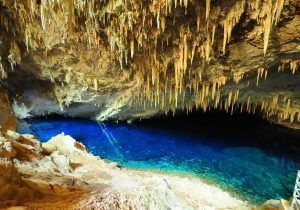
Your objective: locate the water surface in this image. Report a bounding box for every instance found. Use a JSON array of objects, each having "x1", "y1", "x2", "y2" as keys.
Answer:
[{"x1": 18, "y1": 113, "x2": 300, "y2": 205}]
